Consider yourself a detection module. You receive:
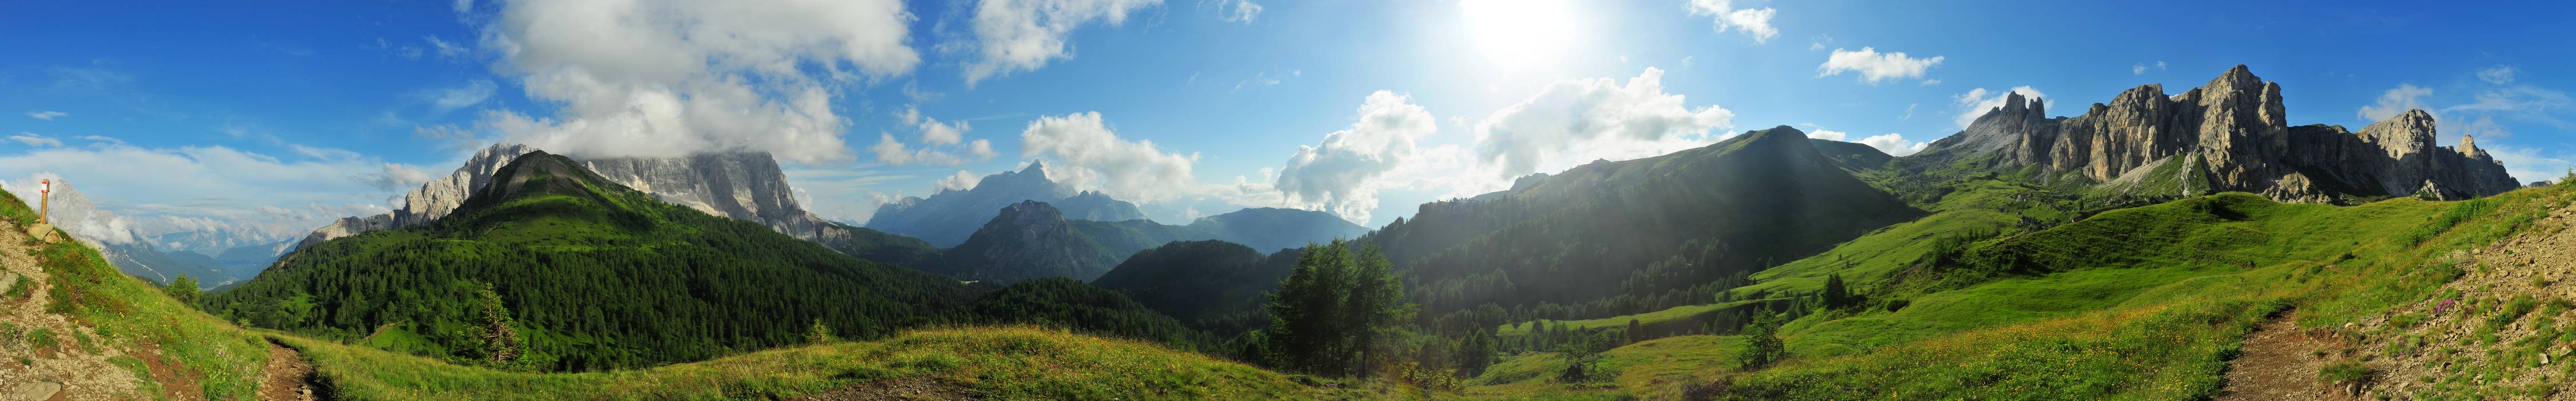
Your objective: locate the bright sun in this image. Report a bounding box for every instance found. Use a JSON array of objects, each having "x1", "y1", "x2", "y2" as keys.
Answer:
[{"x1": 1459, "y1": 0, "x2": 1581, "y2": 71}]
